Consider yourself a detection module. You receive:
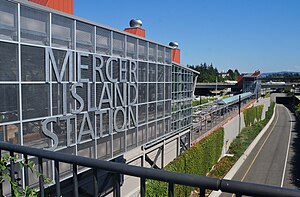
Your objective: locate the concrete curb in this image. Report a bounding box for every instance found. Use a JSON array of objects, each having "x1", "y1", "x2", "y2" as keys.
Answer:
[{"x1": 209, "y1": 104, "x2": 277, "y2": 197}]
